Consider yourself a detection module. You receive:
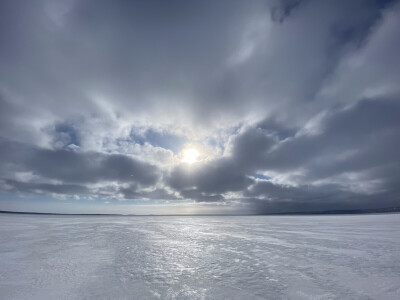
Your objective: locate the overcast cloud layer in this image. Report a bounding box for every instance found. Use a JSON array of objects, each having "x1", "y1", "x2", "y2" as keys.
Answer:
[{"x1": 1, "y1": 0, "x2": 399, "y2": 214}]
